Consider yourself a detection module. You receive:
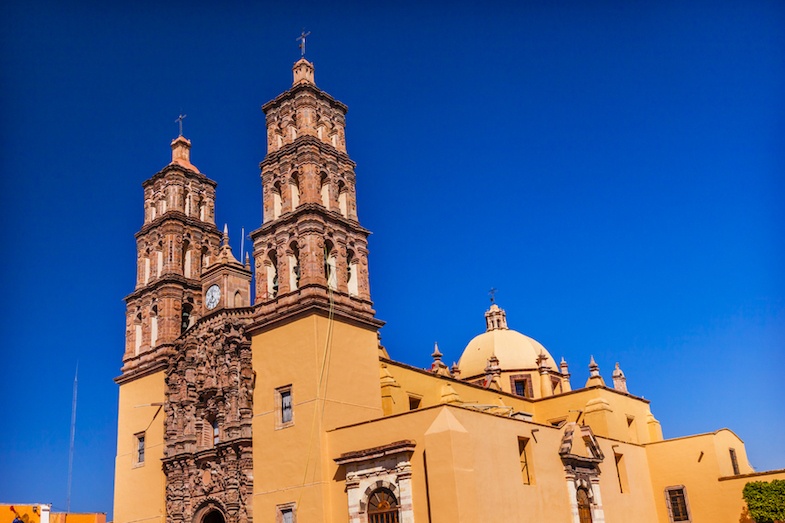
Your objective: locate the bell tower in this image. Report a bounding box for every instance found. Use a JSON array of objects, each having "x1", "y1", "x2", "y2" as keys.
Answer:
[
  {"x1": 121, "y1": 135, "x2": 223, "y2": 376},
  {"x1": 250, "y1": 58, "x2": 378, "y2": 328}
]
